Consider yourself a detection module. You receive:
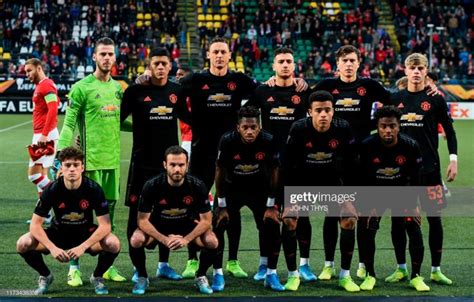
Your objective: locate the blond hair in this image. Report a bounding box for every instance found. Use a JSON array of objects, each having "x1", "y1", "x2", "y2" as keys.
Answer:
[
  {"x1": 395, "y1": 76, "x2": 408, "y2": 90},
  {"x1": 404, "y1": 53, "x2": 428, "y2": 68}
]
